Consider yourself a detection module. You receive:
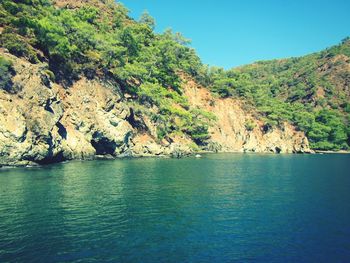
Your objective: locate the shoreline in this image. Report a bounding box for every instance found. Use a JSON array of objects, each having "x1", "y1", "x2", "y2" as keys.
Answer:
[
  {"x1": 315, "y1": 150, "x2": 350, "y2": 154},
  {"x1": 1, "y1": 150, "x2": 349, "y2": 169}
]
